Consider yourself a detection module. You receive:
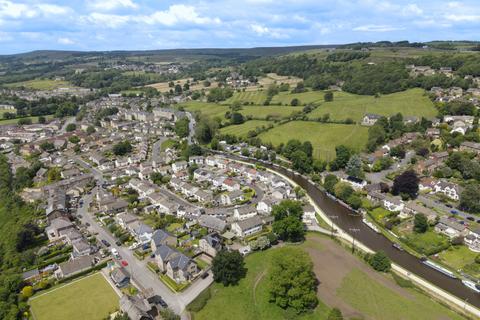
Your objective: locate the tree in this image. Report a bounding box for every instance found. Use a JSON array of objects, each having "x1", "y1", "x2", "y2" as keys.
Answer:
[
  {"x1": 392, "y1": 170, "x2": 419, "y2": 199},
  {"x1": 20, "y1": 286, "x2": 33, "y2": 299},
  {"x1": 345, "y1": 155, "x2": 363, "y2": 178},
  {"x1": 327, "y1": 308, "x2": 343, "y2": 320},
  {"x1": 413, "y1": 213, "x2": 428, "y2": 233},
  {"x1": 460, "y1": 184, "x2": 480, "y2": 213},
  {"x1": 86, "y1": 125, "x2": 96, "y2": 135},
  {"x1": 38, "y1": 116, "x2": 46, "y2": 124},
  {"x1": 291, "y1": 150, "x2": 312, "y2": 173},
  {"x1": 269, "y1": 248, "x2": 318, "y2": 313},
  {"x1": 40, "y1": 141, "x2": 55, "y2": 152},
  {"x1": 159, "y1": 308, "x2": 180, "y2": 320},
  {"x1": 211, "y1": 250, "x2": 246, "y2": 286},
  {"x1": 113, "y1": 141, "x2": 133, "y2": 156},
  {"x1": 47, "y1": 167, "x2": 61, "y2": 182},
  {"x1": 347, "y1": 194, "x2": 362, "y2": 210},
  {"x1": 230, "y1": 112, "x2": 245, "y2": 125},
  {"x1": 324, "y1": 91, "x2": 334, "y2": 102},
  {"x1": 272, "y1": 200, "x2": 305, "y2": 242},
  {"x1": 68, "y1": 135, "x2": 80, "y2": 144},
  {"x1": 18, "y1": 118, "x2": 32, "y2": 125},
  {"x1": 291, "y1": 98, "x2": 300, "y2": 106},
  {"x1": 334, "y1": 182, "x2": 354, "y2": 201},
  {"x1": 331, "y1": 145, "x2": 351, "y2": 169},
  {"x1": 65, "y1": 123, "x2": 76, "y2": 132},
  {"x1": 368, "y1": 251, "x2": 391, "y2": 272},
  {"x1": 174, "y1": 117, "x2": 190, "y2": 138},
  {"x1": 323, "y1": 174, "x2": 339, "y2": 194}
]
